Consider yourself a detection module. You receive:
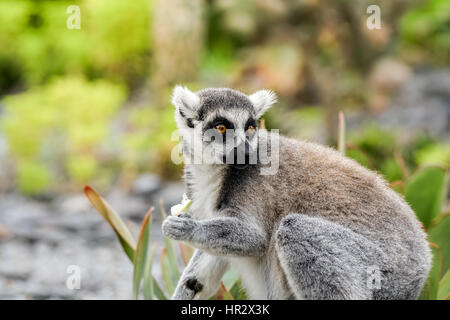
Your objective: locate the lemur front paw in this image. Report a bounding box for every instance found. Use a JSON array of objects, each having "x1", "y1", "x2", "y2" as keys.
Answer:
[{"x1": 162, "y1": 213, "x2": 198, "y2": 241}]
